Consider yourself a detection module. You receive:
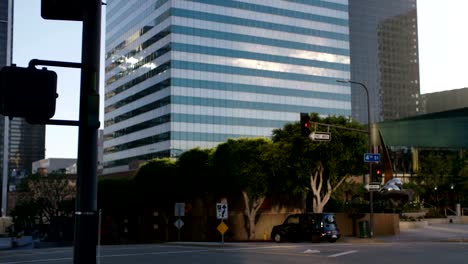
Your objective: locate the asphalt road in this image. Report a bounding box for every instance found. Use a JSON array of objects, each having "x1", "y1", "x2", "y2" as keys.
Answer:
[
  {"x1": 1, "y1": 242, "x2": 468, "y2": 264},
  {"x1": 3, "y1": 223, "x2": 468, "y2": 264}
]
